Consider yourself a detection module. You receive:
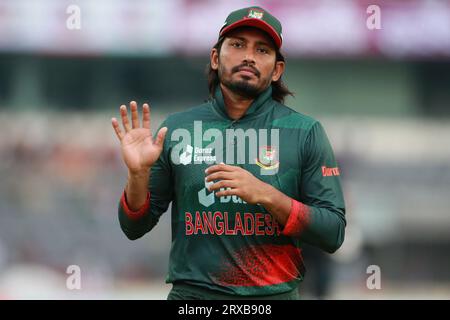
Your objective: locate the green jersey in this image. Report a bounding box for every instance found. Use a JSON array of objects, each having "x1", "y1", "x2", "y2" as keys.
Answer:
[{"x1": 118, "y1": 86, "x2": 346, "y2": 296}]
